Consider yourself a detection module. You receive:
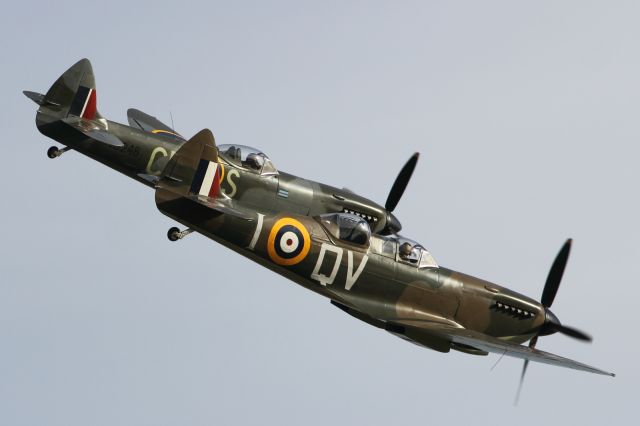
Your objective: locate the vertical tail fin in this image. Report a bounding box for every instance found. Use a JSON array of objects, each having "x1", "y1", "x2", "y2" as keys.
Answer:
[
  {"x1": 158, "y1": 128, "x2": 221, "y2": 198},
  {"x1": 26, "y1": 58, "x2": 102, "y2": 125},
  {"x1": 155, "y1": 129, "x2": 253, "y2": 221},
  {"x1": 155, "y1": 129, "x2": 256, "y2": 226},
  {"x1": 25, "y1": 59, "x2": 125, "y2": 147}
]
